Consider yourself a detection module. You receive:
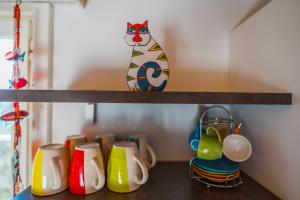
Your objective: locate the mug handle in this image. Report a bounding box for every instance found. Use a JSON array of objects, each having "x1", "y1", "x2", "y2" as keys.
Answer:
[
  {"x1": 206, "y1": 127, "x2": 222, "y2": 143},
  {"x1": 91, "y1": 157, "x2": 105, "y2": 190},
  {"x1": 190, "y1": 139, "x2": 200, "y2": 151},
  {"x1": 133, "y1": 155, "x2": 148, "y2": 185},
  {"x1": 51, "y1": 157, "x2": 62, "y2": 190},
  {"x1": 146, "y1": 145, "x2": 156, "y2": 168}
]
